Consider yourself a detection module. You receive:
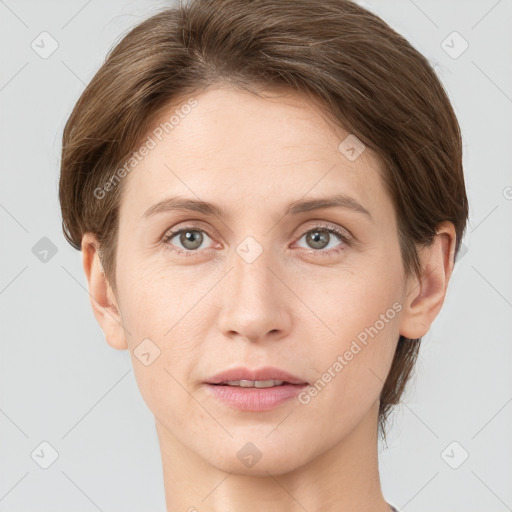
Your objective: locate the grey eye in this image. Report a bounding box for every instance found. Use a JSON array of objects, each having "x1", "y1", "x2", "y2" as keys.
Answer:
[
  {"x1": 305, "y1": 230, "x2": 330, "y2": 250},
  {"x1": 178, "y1": 230, "x2": 205, "y2": 250}
]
